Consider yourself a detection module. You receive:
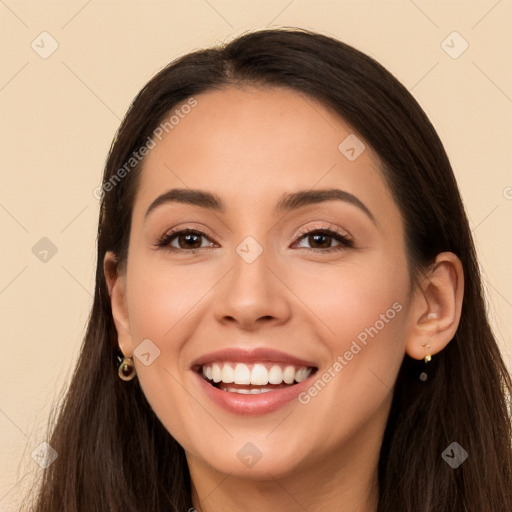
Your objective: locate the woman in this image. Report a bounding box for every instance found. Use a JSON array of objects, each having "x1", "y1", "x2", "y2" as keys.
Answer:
[{"x1": 25, "y1": 27, "x2": 512, "y2": 511}]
